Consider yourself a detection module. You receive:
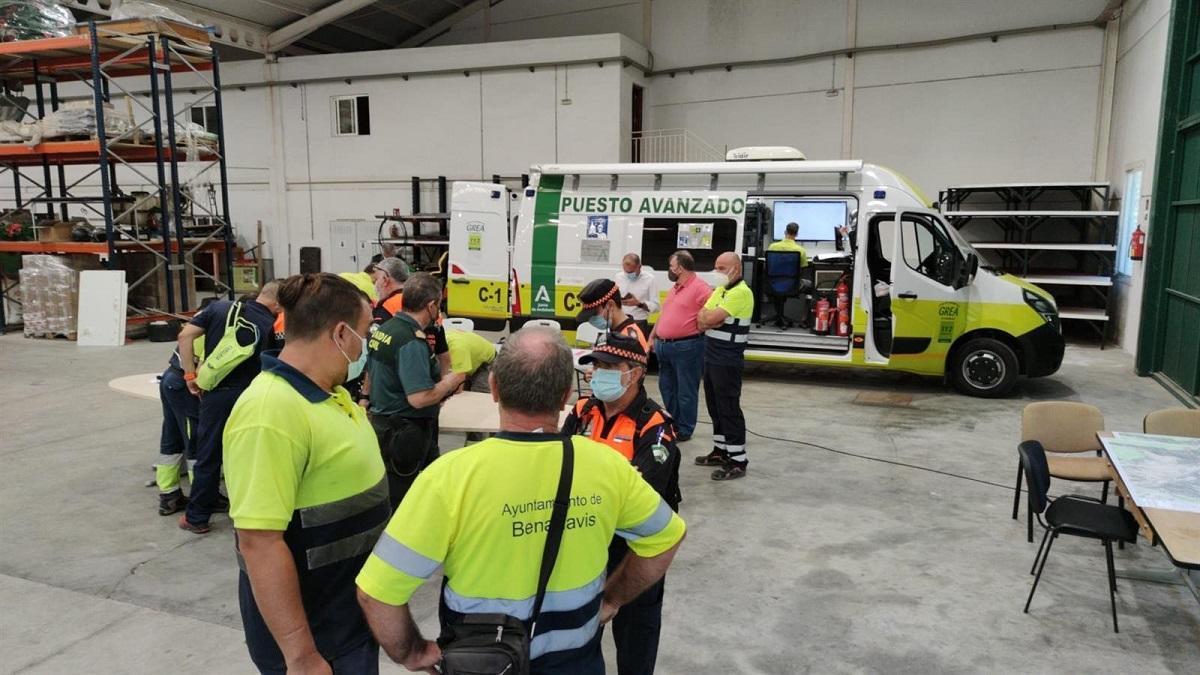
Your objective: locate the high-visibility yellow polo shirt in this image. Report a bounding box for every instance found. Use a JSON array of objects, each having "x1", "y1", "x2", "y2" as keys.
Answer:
[
  {"x1": 767, "y1": 238, "x2": 809, "y2": 266},
  {"x1": 703, "y1": 280, "x2": 754, "y2": 364},
  {"x1": 356, "y1": 431, "x2": 686, "y2": 662},
  {"x1": 224, "y1": 351, "x2": 389, "y2": 669},
  {"x1": 445, "y1": 329, "x2": 497, "y2": 374}
]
